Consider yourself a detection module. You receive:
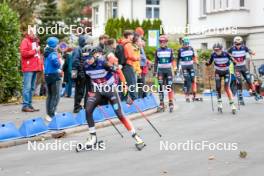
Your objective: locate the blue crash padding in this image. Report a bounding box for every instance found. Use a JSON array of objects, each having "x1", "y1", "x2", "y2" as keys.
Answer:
[
  {"x1": 134, "y1": 98, "x2": 147, "y2": 111},
  {"x1": 48, "y1": 112, "x2": 79, "y2": 130},
  {"x1": 121, "y1": 102, "x2": 137, "y2": 114},
  {"x1": 242, "y1": 89, "x2": 251, "y2": 97},
  {"x1": 99, "y1": 105, "x2": 117, "y2": 119},
  {"x1": 76, "y1": 108, "x2": 105, "y2": 125},
  {"x1": 75, "y1": 109, "x2": 86, "y2": 125},
  {"x1": 203, "y1": 91, "x2": 217, "y2": 96},
  {"x1": 0, "y1": 122, "x2": 22, "y2": 142},
  {"x1": 143, "y1": 94, "x2": 158, "y2": 109},
  {"x1": 19, "y1": 117, "x2": 49, "y2": 137}
]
